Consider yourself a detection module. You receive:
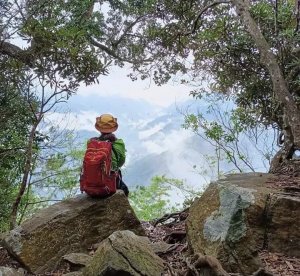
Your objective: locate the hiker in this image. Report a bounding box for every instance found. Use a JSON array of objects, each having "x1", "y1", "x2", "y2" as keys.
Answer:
[
  {"x1": 94, "y1": 114, "x2": 129, "y2": 196},
  {"x1": 80, "y1": 113, "x2": 129, "y2": 197}
]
